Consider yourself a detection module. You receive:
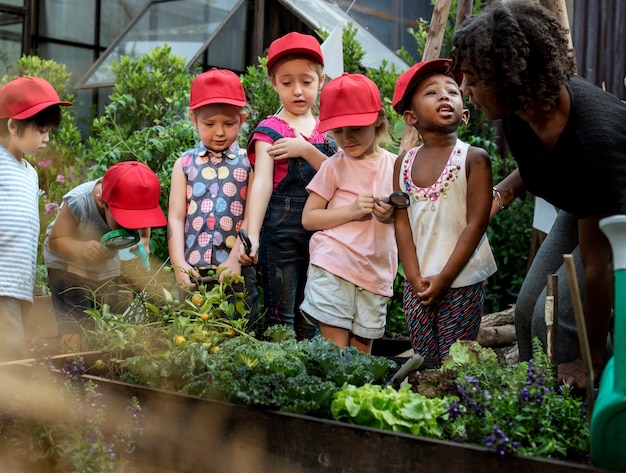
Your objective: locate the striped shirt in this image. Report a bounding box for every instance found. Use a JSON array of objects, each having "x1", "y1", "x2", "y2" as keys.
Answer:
[{"x1": 0, "y1": 145, "x2": 39, "y2": 302}]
